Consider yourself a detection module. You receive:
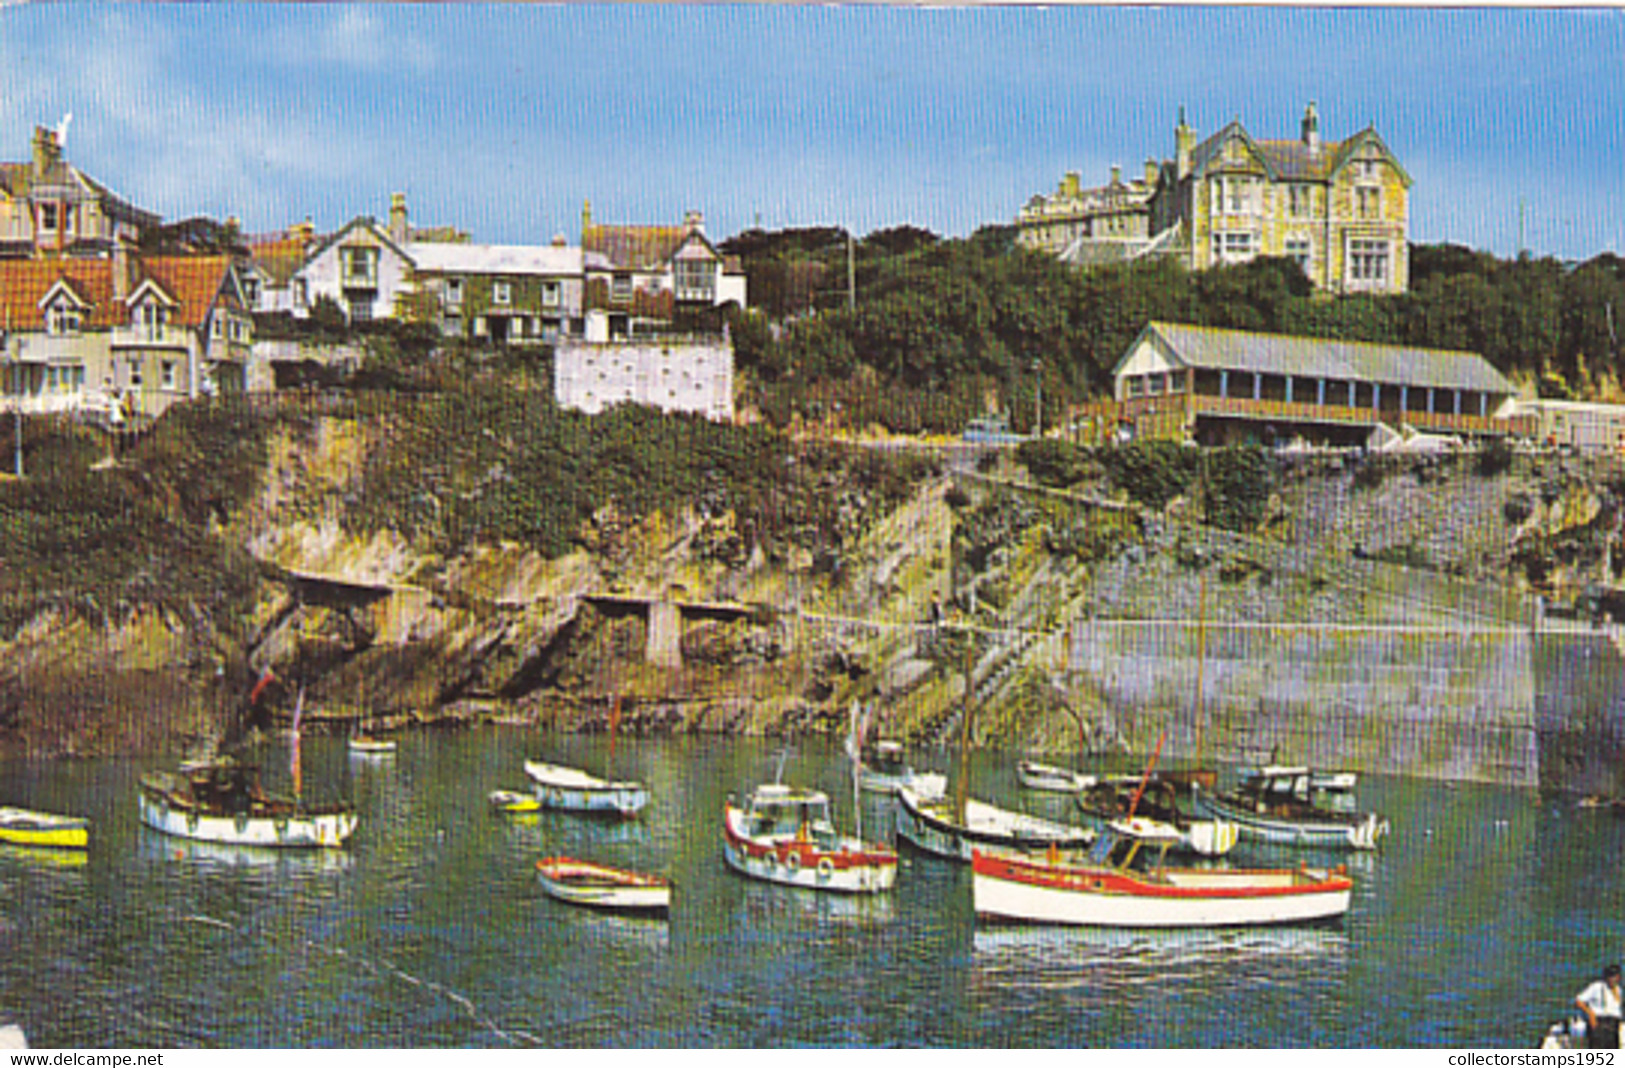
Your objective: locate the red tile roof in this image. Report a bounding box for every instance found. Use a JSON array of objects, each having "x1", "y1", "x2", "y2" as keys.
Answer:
[{"x1": 0, "y1": 255, "x2": 234, "y2": 332}]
